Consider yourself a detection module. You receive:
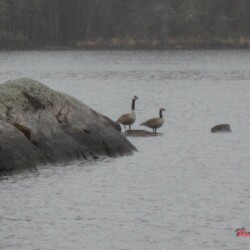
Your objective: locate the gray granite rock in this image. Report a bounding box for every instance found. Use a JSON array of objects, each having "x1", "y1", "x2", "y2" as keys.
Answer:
[
  {"x1": 0, "y1": 78, "x2": 136, "y2": 172},
  {"x1": 125, "y1": 129, "x2": 163, "y2": 137},
  {"x1": 211, "y1": 124, "x2": 231, "y2": 133}
]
